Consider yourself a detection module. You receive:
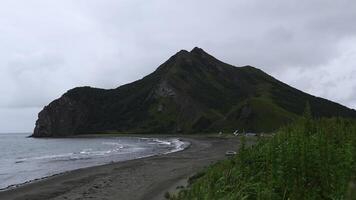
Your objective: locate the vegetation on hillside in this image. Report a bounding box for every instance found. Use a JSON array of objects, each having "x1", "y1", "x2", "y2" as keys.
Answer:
[
  {"x1": 33, "y1": 48, "x2": 356, "y2": 137},
  {"x1": 171, "y1": 114, "x2": 356, "y2": 199}
]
